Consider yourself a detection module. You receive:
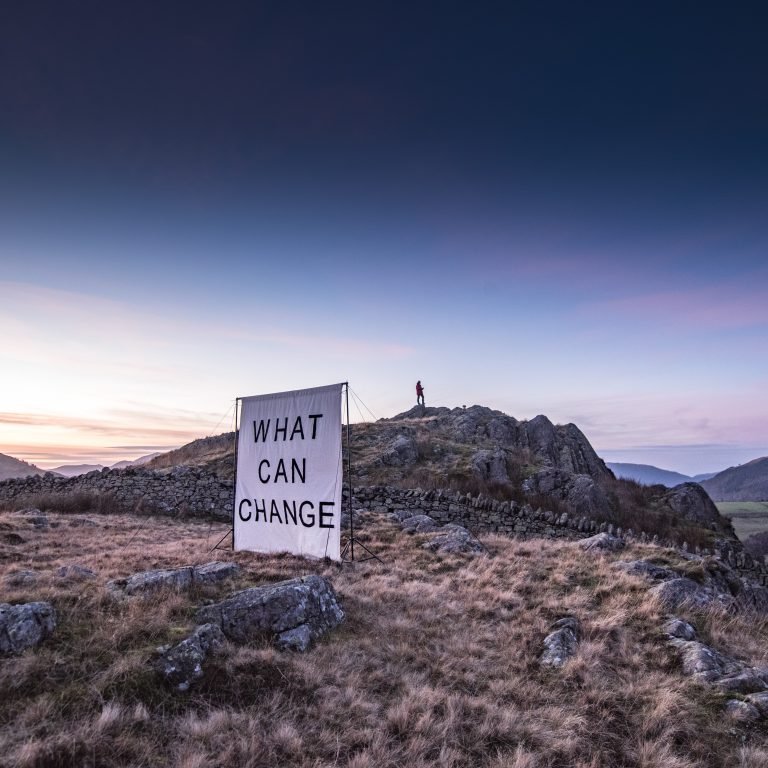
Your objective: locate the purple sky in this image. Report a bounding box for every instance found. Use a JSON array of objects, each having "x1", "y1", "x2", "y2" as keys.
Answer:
[{"x1": 1, "y1": 2, "x2": 766, "y2": 475}]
